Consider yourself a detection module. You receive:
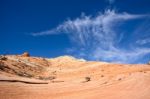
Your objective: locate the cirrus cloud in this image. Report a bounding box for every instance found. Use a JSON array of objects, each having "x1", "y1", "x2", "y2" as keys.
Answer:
[{"x1": 31, "y1": 9, "x2": 150, "y2": 63}]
